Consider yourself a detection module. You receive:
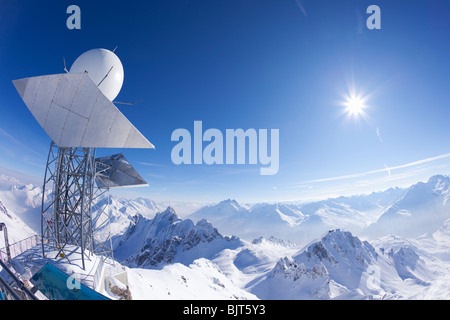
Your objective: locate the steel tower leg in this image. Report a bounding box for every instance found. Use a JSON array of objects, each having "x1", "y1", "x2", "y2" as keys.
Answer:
[
  {"x1": 41, "y1": 142, "x2": 95, "y2": 269},
  {"x1": 91, "y1": 160, "x2": 115, "y2": 262}
]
